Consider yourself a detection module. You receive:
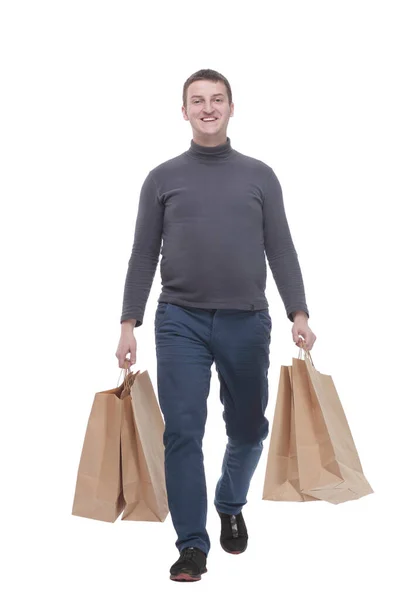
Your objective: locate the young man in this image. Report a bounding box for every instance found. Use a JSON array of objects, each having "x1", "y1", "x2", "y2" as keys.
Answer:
[{"x1": 116, "y1": 69, "x2": 316, "y2": 582}]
